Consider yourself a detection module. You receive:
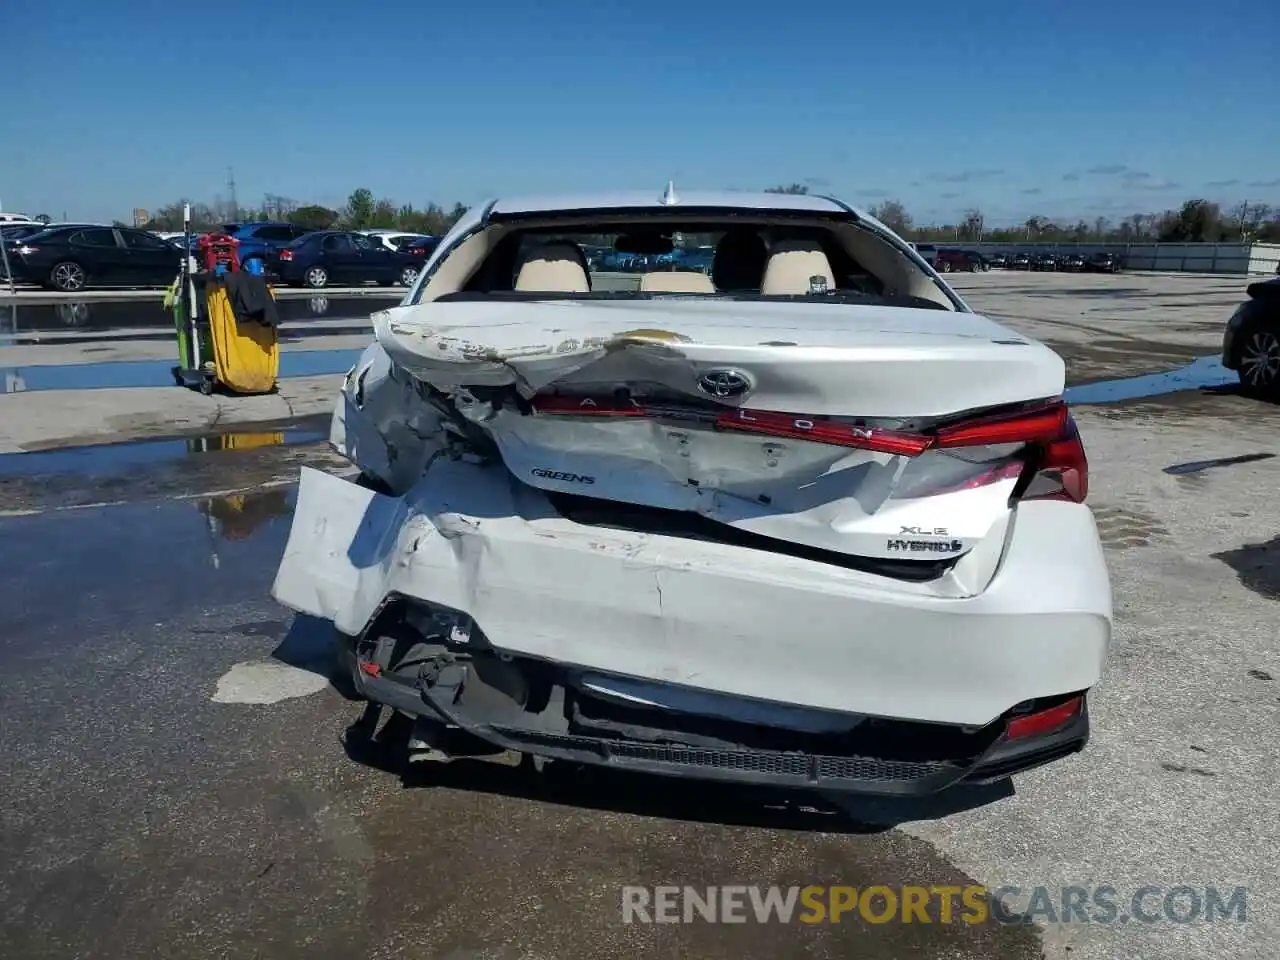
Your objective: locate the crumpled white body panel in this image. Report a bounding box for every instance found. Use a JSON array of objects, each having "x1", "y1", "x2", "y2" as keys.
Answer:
[
  {"x1": 271, "y1": 461, "x2": 1112, "y2": 727},
  {"x1": 373, "y1": 298, "x2": 1065, "y2": 418}
]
